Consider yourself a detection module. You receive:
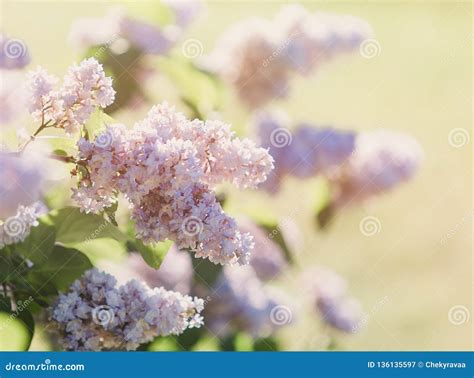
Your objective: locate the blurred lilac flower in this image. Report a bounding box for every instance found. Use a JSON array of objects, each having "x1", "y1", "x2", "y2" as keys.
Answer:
[
  {"x1": 239, "y1": 220, "x2": 288, "y2": 281},
  {"x1": 207, "y1": 266, "x2": 294, "y2": 337},
  {"x1": 69, "y1": 8, "x2": 176, "y2": 55},
  {"x1": 0, "y1": 71, "x2": 26, "y2": 125},
  {"x1": 328, "y1": 129, "x2": 423, "y2": 206},
  {"x1": 303, "y1": 266, "x2": 363, "y2": 333},
  {"x1": 257, "y1": 111, "x2": 355, "y2": 192},
  {"x1": 163, "y1": 0, "x2": 205, "y2": 28},
  {"x1": 209, "y1": 5, "x2": 372, "y2": 108},
  {"x1": 276, "y1": 5, "x2": 373, "y2": 75},
  {"x1": 0, "y1": 146, "x2": 48, "y2": 219}
]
